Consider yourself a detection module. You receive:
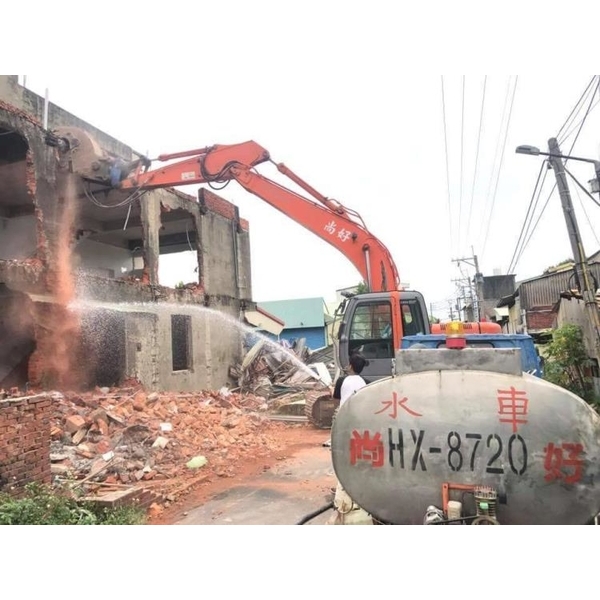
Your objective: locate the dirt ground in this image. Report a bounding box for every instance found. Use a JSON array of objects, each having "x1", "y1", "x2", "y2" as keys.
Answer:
[{"x1": 148, "y1": 423, "x2": 332, "y2": 524}]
